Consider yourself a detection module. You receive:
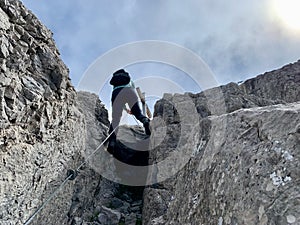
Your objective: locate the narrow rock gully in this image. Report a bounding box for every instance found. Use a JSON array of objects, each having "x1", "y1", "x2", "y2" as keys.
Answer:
[{"x1": 70, "y1": 125, "x2": 150, "y2": 225}]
